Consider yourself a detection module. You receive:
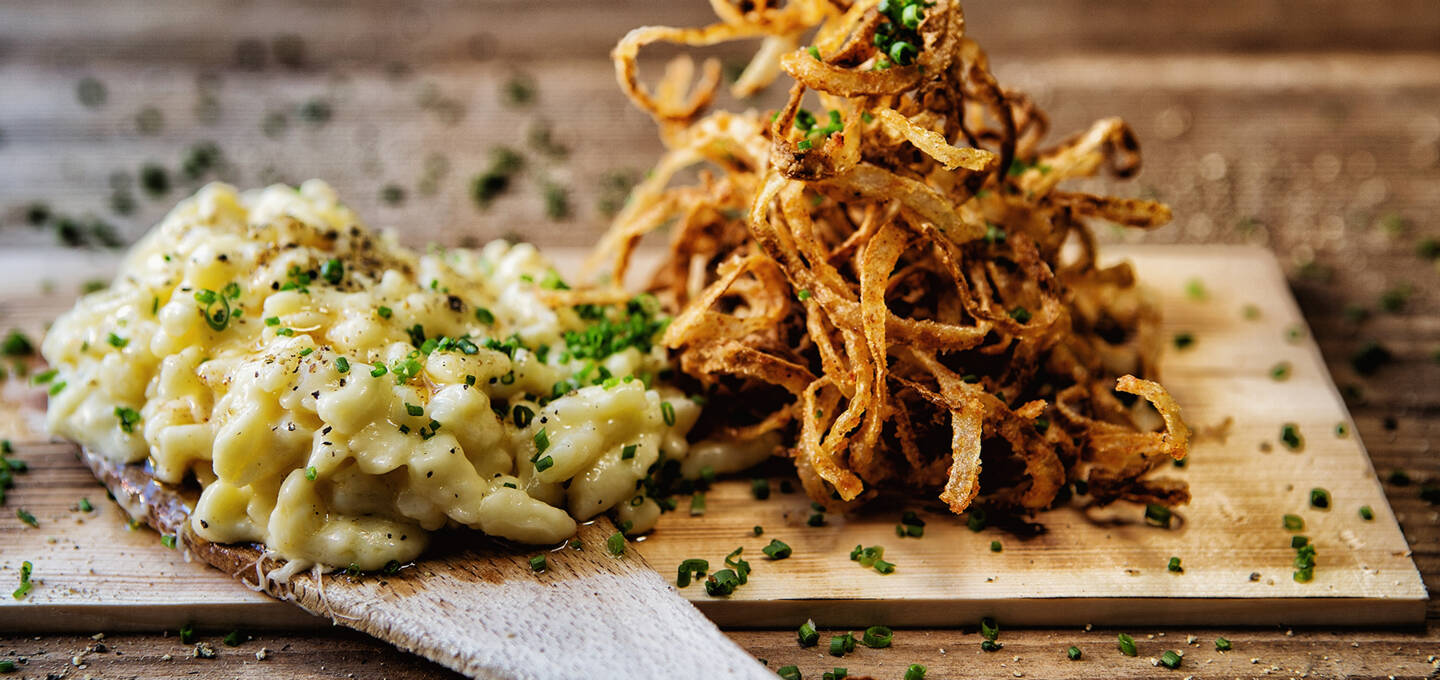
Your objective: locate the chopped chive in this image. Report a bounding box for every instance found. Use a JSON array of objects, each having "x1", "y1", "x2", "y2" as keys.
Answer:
[
  {"x1": 1167, "y1": 556, "x2": 1183, "y2": 573},
  {"x1": 620, "y1": 443, "x2": 637, "y2": 460},
  {"x1": 512, "y1": 405, "x2": 534, "y2": 429},
  {"x1": 298, "y1": 347, "x2": 313, "y2": 357},
  {"x1": 661, "y1": 401, "x2": 676, "y2": 427},
  {"x1": 980, "y1": 640, "x2": 1002, "y2": 652},
  {"x1": 677, "y1": 558, "x2": 709, "y2": 587},
  {"x1": 533, "y1": 428, "x2": 549, "y2": 453},
  {"x1": 370, "y1": 364, "x2": 387, "y2": 378},
  {"x1": 377, "y1": 306, "x2": 393, "y2": 319},
  {"x1": 1309, "y1": 487, "x2": 1330, "y2": 509},
  {"x1": 807, "y1": 512, "x2": 826, "y2": 527},
  {"x1": 778, "y1": 666, "x2": 801, "y2": 680},
  {"x1": 904, "y1": 664, "x2": 927, "y2": 679},
  {"x1": 762, "y1": 539, "x2": 792, "y2": 559},
  {"x1": 1214, "y1": 637, "x2": 1232, "y2": 651},
  {"x1": 1173, "y1": 332, "x2": 1195, "y2": 349},
  {"x1": 797, "y1": 289, "x2": 812, "y2": 301},
  {"x1": 753, "y1": 525, "x2": 764, "y2": 536},
  {"x1": 1280, "y1": 423, "x2": 1303, "y2": 451},
  {"x1": 1144, "y1": 503, "x2": 1172, "y2": 528},
  {"x1": 78, "y1": 498, "x2": 93, "y2": 512},
  {"x1": 535, "y1": 456, "x2": 554, "y2": 472},
  {"x1": 1008, "y1": 306, "x2": 1031, "y2": 324},
  {"x1": 807, "y1": 46, "x2": 821, "y2": 60},
  {"x1": 160, "y1": 534, "x2": 176, "y2": 549},
  {"x1": 1358, "y1": 505, "x2": 1374, "y2": 520},
  {"x1": 798, "y1": 619, "x2": 820, "y2": 647},
  {"x1": 405, "y1": 402, "x2": 424, "y2": 417},
  {"x1": 1269, "y1": 361, "x2": 1291, "y2": 380},
  {"x1": 861, "y1": 625, "x2": 893, "y2": 648},
  {"x1": 1067, "y1": 645, "x2": 1082, "y2": 660},
  {"x1": 1291, "y1": 535, "x2": 1308, "y2": 549},
  {"x1": 529, "y1": 555, "x2": 547, "y2": 572},
  {"x1": 304, "y1": 466, "x2": 318, "y2": 481},
  {"x1": 474, "y1": 307, "x2": 495, "y2": 325},
  {"x1": 873, "y1": 559, "x2": 895, "y2": 574},
  {"x1": 1117, "y1": 632, "x2": 1137, "y2": 656},
  {"x1": 320, "y1": 258, "x2": 344, "y2": 285},
  {"x1": 1283, "y1": 514, "x2": 1304, "y2": 531},
  {"x1": 179, "y1": 624, "x2": 196, "y2": 644},
  {"x1": 222, "y1": 630, "x2": 244, "y2": 647},
  {"x1": 689, "y1": 492, "x2": 706, "y2": 516},
  {"x1": 980, "y1": 617, "x2": 999, "y2": 641},
  {"x1": 606, "y1": 531, "x2": 626, "y2": 555},
  {"x1": 1184, "y1": 278, "x2": 1207, "y2": 301},
  {"x1": 967, "y1": 507, "x2": 988, "y2": 531},
  {"x1": 828, "y1": 635, "x2": 849, "y2": 657},
  {"x1": 751, "y1": 477, "x2": 770, "y2": 499},
  {"x1": 275, "y1": 327, "x2": 294, "y2": 336},
  {"x1": 1159, "y1": 650, "x2": 1182, "y2": 669},
  {"x1": 16, "y1": 509, "x2": 37, "y2": 528}
]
